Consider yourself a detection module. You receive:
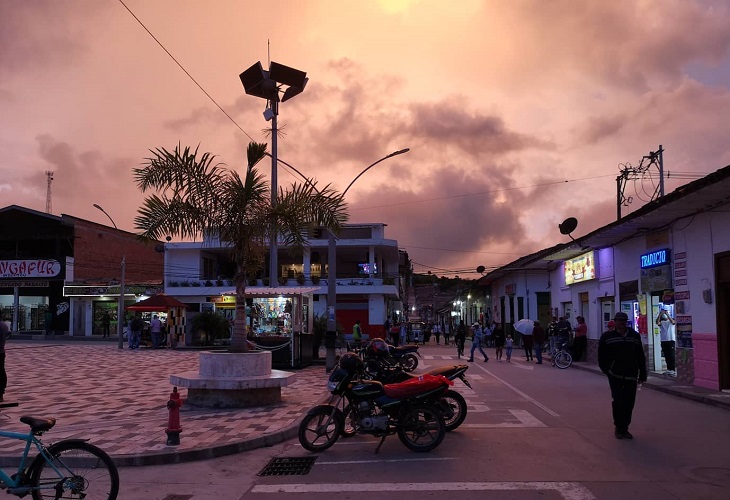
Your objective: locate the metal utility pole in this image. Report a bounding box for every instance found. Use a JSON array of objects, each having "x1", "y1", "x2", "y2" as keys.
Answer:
[
  {"x1": 45, "y1": 171, "x2": 54, "y2": 214},
  {"x1": 616, "y1": 145, "x2": 665, "y2": 220}
]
